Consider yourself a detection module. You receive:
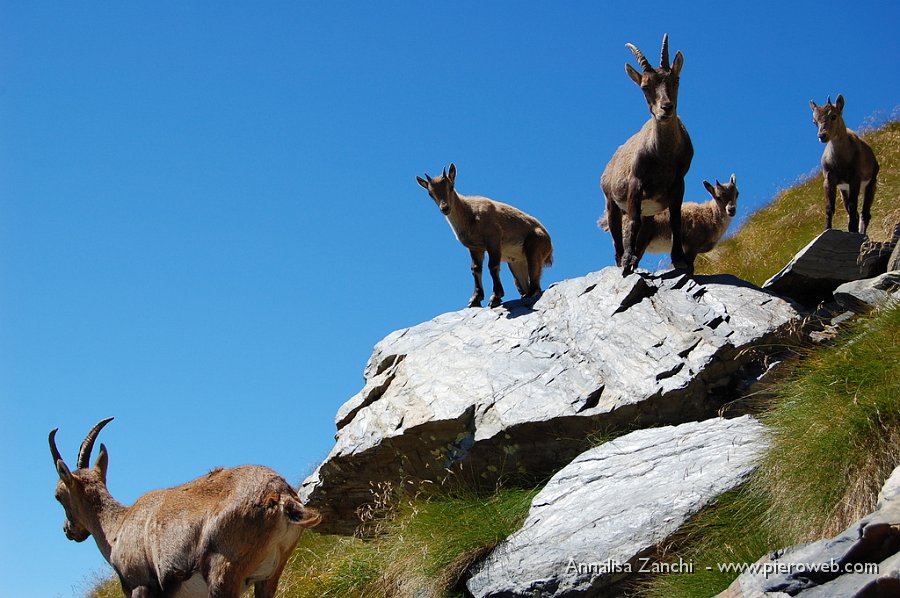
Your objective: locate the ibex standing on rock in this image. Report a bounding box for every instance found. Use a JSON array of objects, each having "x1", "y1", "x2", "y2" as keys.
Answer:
[
  {"x1": 50, "y1": 418, "x2": 320, "y2": 598},
  {"x1": 417, "y1": 163, "x2": 554, "y2": 308},
  {"x1": 809, "y1": 94, "x2": 879, "y2": 235},
  {"x1": 601, "y1": 34, "x2": 694, "y2": 275}
]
